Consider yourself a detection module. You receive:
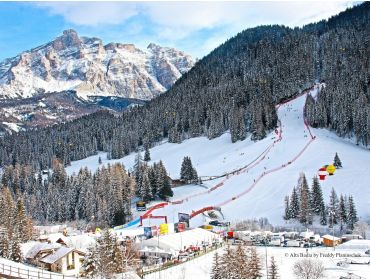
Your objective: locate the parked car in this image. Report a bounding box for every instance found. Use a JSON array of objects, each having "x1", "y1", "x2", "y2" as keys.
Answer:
[
  {"x1": 365, "y1": 249, "x2": 370, "y2": 255},
  {"x1": 209, "y1": 220, "x2": 224, "y2": 227},
  {"x1": 337, "y1": 261, "x2": 349, "y2": 267},
  {"x1": 232, "y1": 239, "x2": 244, "y2": 246}
]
